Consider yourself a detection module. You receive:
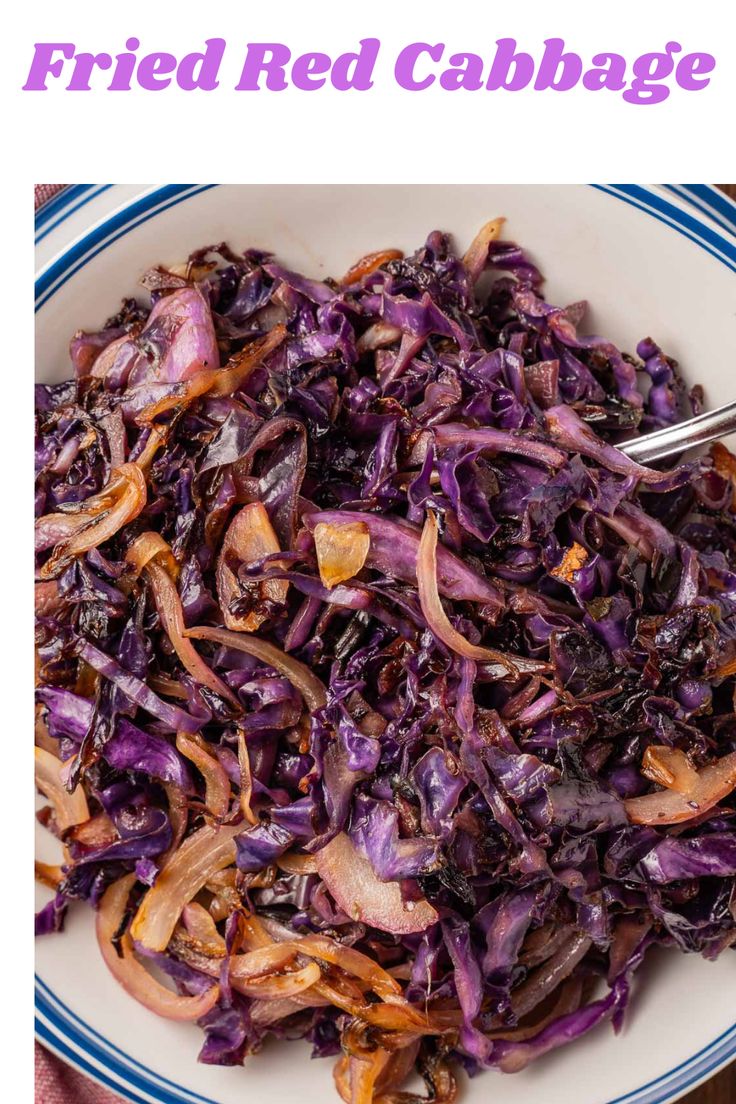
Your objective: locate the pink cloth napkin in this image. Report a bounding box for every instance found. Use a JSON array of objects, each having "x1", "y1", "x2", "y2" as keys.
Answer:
[
  {"x1": 35, "y1": 180, "x2": 126, "y2": 1103},
  {"x1": 35, "y1": 1042, "x2": 124, "y2": 1104},
  {"x1": 35, "y1": 184, "x2": 67, "y2": 209}
]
